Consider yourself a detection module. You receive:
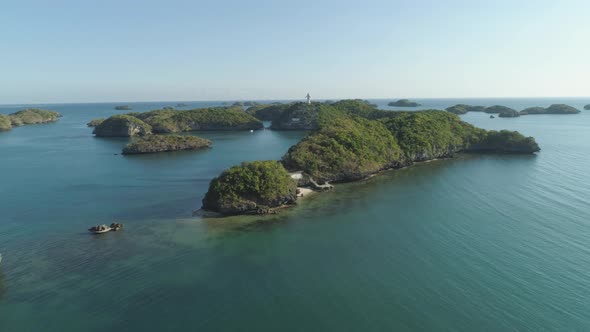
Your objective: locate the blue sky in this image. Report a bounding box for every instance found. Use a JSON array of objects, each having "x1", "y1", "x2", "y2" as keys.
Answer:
[{"x1": 1, "y1": 0, "x2": 589, "y2": 103}]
